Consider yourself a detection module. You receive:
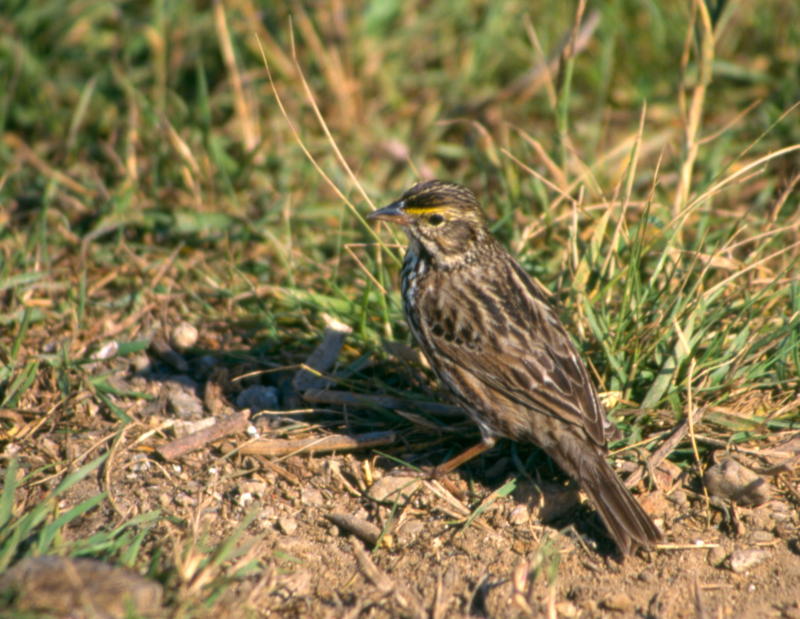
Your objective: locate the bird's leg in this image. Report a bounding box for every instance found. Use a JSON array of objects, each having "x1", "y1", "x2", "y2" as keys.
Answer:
[{"x1": 429, "y1": 437, "x2": 496, "y2": 478}]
